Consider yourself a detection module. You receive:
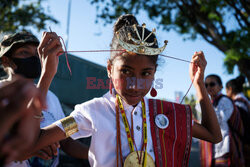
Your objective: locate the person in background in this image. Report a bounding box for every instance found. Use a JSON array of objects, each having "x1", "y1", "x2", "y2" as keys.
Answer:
[
  {"x1": 0, "y1": 31, "x2": 88, "y2": 167},
  {"x1": 226, "y1": 75, "x2": 249, "y2": 113},
  {"x1": 200, "y1": 74, "x2": 245, "y2": 167},
  {"x1": 226, "y1": 75, "x2": 250, "y2": 166}
]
